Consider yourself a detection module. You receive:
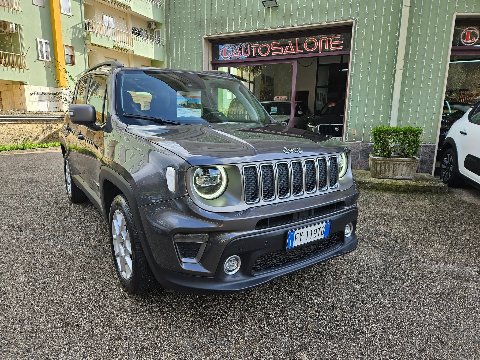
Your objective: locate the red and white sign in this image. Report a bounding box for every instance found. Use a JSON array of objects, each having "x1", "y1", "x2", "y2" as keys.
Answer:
[
  {"x1": 215, "y1": 33, "x2": 349, "y2": 62},
  {"x1": 461, "y1": 27, "x2": 479, "y2": 46}
]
